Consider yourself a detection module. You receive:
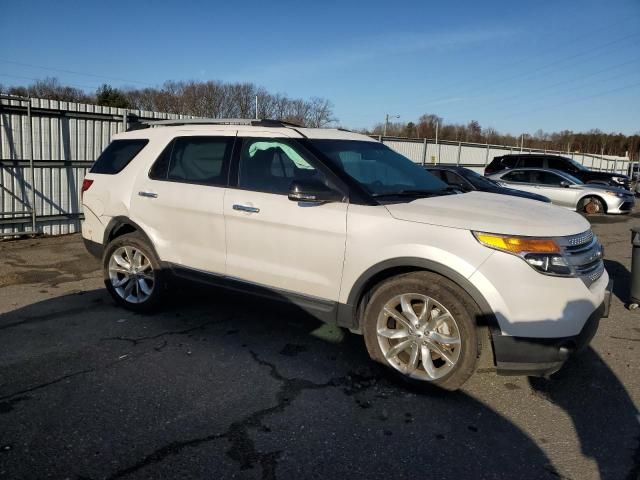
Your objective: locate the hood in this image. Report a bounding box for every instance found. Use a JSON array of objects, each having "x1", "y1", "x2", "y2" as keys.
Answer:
[
  {"x1": 571, "y1": 183, "x2": 631, "y2": 195},
  {"x1": 384, "y1": 191, "x2": 590, "y2": 237}
]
